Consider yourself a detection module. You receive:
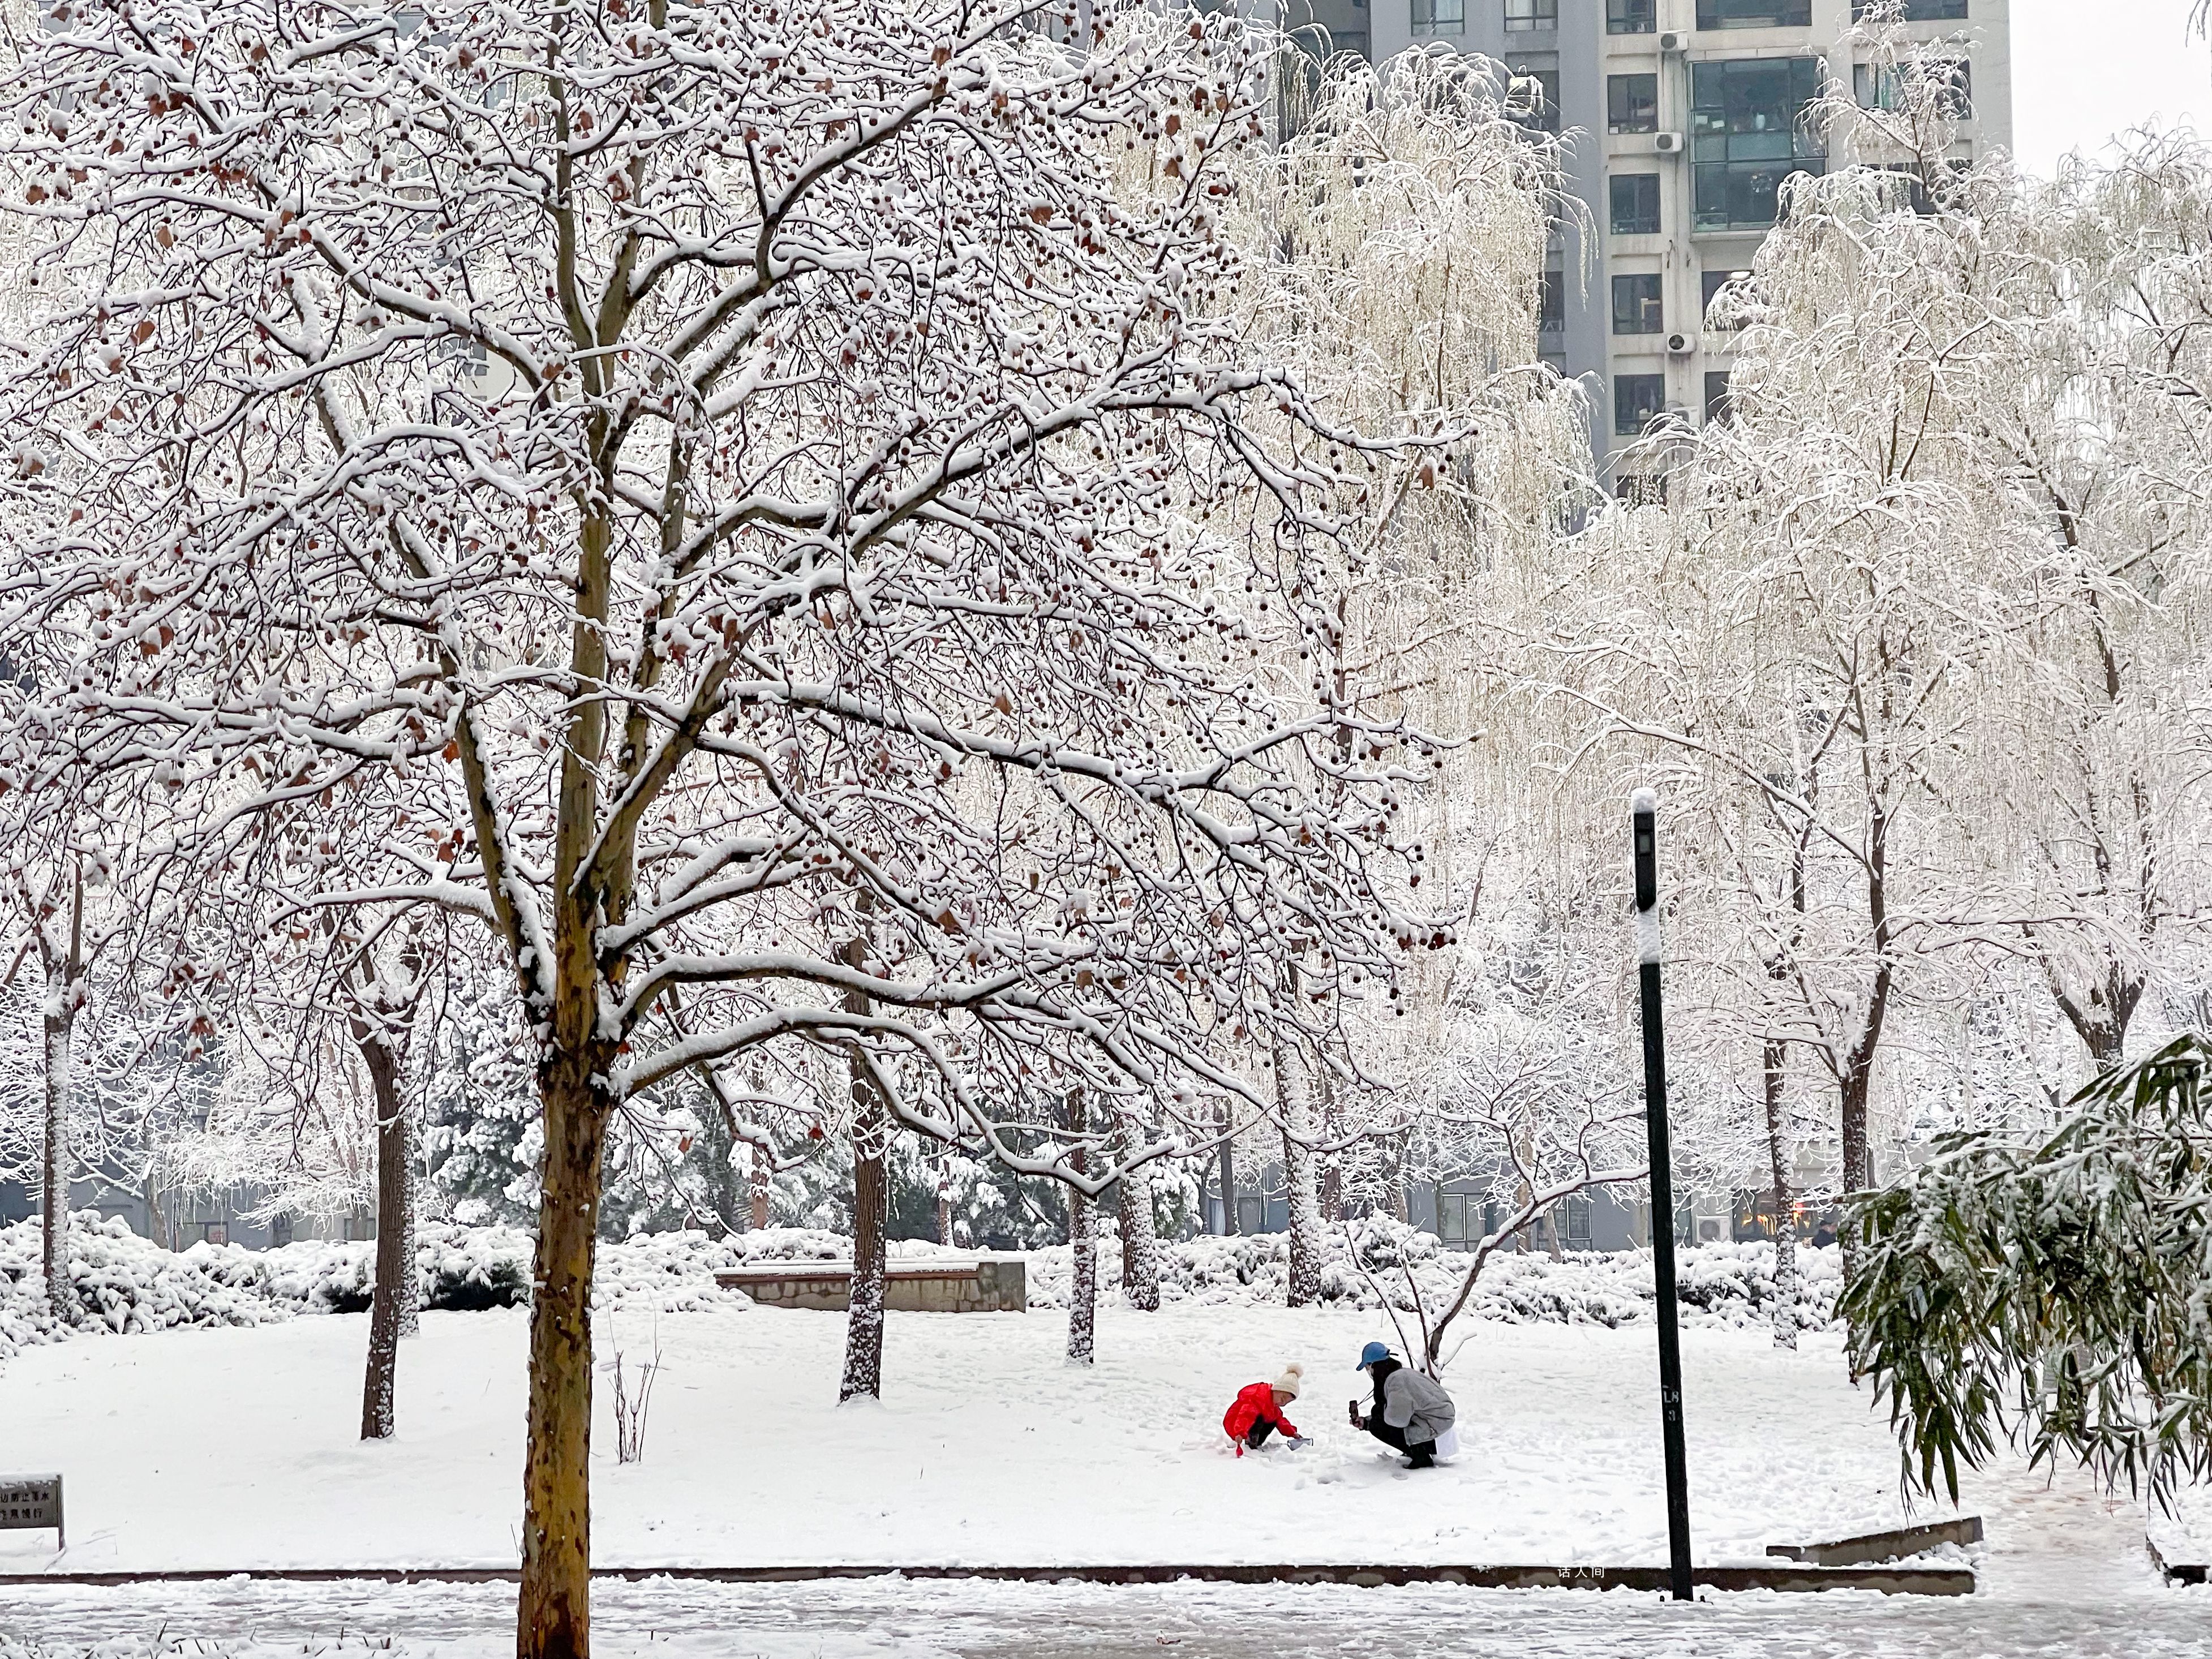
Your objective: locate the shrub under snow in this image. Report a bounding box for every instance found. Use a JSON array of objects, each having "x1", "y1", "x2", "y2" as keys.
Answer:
[
  {"x1": 1024, "y1": 1222, "x2": 1841, "y2": 1331},
  {"x1": 1, "y1": 1212, "x2": 1838, "y2": 1369}
]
